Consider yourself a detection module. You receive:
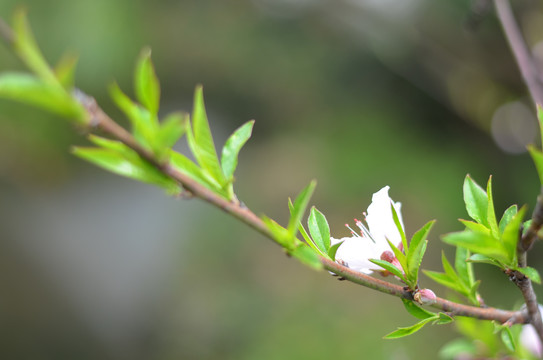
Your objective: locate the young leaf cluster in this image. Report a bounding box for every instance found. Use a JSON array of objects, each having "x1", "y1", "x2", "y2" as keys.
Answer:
[
  {"x1": 0, "y1": 9, "x2": 85, "y2": 121},
  {"x1": 441, "y1": 175, "x2": 539, "y2": 283},
  {"x1": 424, "y1": 246, "x2": 480, "y2": 305}
]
